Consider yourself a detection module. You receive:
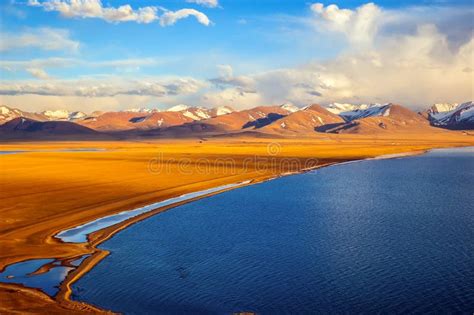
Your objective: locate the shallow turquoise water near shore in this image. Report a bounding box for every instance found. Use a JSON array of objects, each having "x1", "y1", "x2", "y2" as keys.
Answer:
[{"x1": 73, "y1": 147, "x2": 474, "y2": 314}]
